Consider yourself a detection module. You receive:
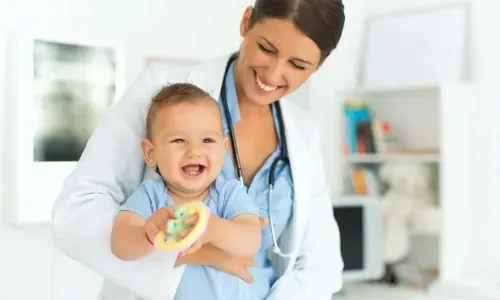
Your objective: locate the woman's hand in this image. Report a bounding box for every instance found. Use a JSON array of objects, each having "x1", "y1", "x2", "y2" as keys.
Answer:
[
  {"x1": 175, "y1": 243, "x2": 256, "y2": 282},
  {"x1": 176, "y1": 216, "x2": 269, "y2": 282},
  {"x1": 210, "y1": 216, "x2": 268, "y2": 282},
  {"x1": 212, "y1": 251, "x2": 256, "y2": 283}
]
